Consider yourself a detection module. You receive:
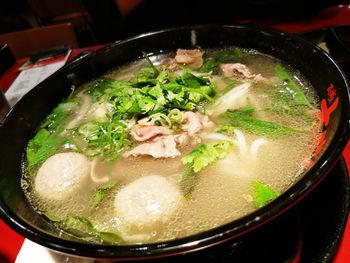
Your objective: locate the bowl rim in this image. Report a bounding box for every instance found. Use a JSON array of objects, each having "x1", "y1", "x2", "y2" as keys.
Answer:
[{"x1": 0, "y1": 24, "x2": 350, "y2": 259}]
